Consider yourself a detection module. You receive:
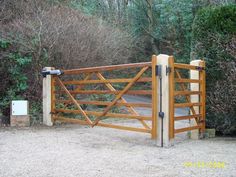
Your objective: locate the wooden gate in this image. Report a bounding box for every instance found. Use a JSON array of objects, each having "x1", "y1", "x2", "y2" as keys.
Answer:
[
  {"x1": 43, "y1": 54, "x2": 206, "y2": 144},
  {"x1": 50, "y1": 56, "x2": 158, "y2": 139},
  {"x1": 168, "y1": 57, "x2": 206, "y2": 139}
]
